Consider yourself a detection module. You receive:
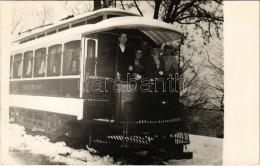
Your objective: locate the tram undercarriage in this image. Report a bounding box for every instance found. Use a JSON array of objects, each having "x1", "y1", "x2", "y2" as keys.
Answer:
[{"x1": 9, "y1": 98, "x2": 192, "y2": 160}]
